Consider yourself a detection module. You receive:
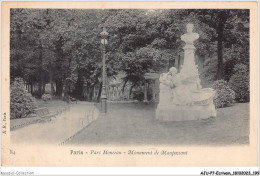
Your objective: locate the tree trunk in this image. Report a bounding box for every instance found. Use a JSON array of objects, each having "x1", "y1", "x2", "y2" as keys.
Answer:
[
  {"x1": 38, "y1": 81, "x2": 43, "y2": 97},
  {"x1": 217, "y1": 23, "x2": 224, "y2": 79},
  {"x1": 38, "y1": 43, "x2": 43, "y2": 98},
  {"x1": 54, "y1": 36, "x2": 64, "y2": 98},
  {"x1": 43, "y1": 82, "x2": 46, "y2": 94},
  {"x1": 83, "y1": 87, "x2": 87, "y2": 100},
  {"x1": 64, "y1": 82, "x2": 69, "y2": 102},
  {"x1": 56, "y1": 80, "x2": 63, "y2": 98},
  {"x1": 122, "y1": 78, "x2": 128, "y2": 92},
  {"x1": 74, "y1": 70, "x2": 84, "y2": 100},
  {"x1": 177, "y1": 55, "x2": 181, "y2": 73},
  {"x1": 97, "y1": 82, "x2": 102, "y2": 102},
  {"x1": 88, "y1": 86, "x2": 94, "y2": 102},
  {"x1": 86, "y1": 85, "x2": 90, "y2": 101},
  {"x1": 30, "y1": 83, "x2": 33, "y2": 94},
  {"x1": 217, "y1": 11, "x2": 227, "y2": 80},
  {"x1": 130, "y1": 80, "x2": 138, "y2": 96},
  {"x1": 49, "y1": 71, "x2": 54, "y2": 97}
]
